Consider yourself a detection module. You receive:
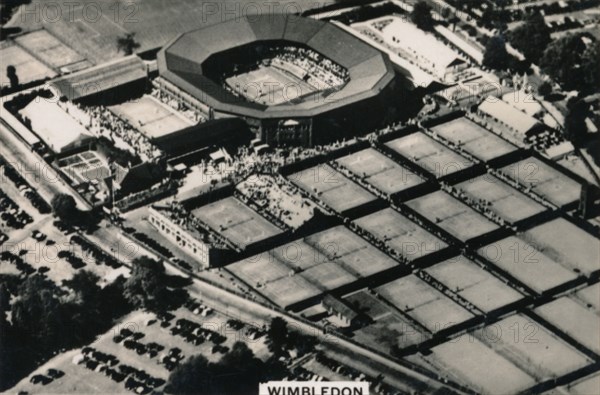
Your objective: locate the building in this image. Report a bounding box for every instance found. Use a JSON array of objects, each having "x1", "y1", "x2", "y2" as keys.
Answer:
[
  {"x1": 322, "y1": 294, "x2": 367, "y2": 327},
  {"x1": 362, "y1": 16, "x2": 468, "y2": 81},
  {"x1": 50, "y1": 55, "x2": 148, "y2": 103},
  {"x1": 147, "y1": 206, "x2": 225, "y2": 269},
  {"x1": 156, "y1": 14, "x2": 400, "y2": 147},
  {"x1": 478, "y1": 98, "x2": 545, "y2": 141},
  {"x1": 19, "y1": 100, "x2": 94, "y2": 154}
]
